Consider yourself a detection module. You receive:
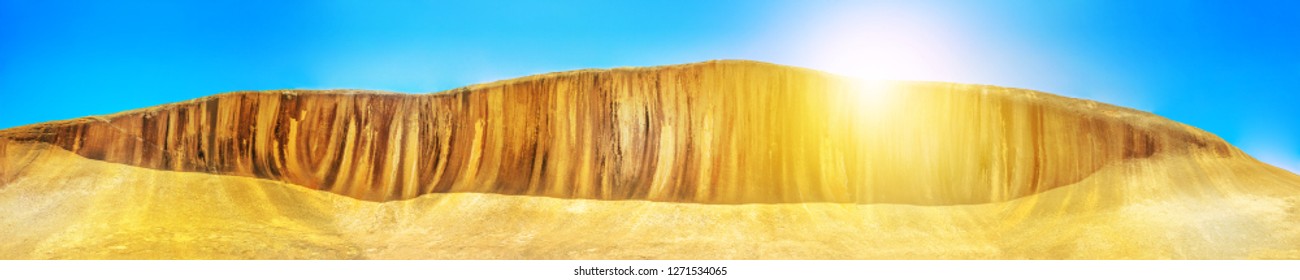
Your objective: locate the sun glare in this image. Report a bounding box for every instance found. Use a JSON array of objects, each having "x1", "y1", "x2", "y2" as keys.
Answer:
[{"x1": 792, "y1": 4, "x2": 968, "y2": 83}]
